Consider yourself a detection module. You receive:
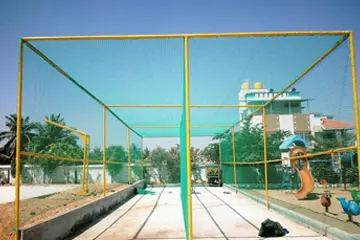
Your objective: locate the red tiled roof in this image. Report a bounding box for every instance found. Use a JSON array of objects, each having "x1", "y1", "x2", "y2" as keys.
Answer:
[{"x1": 321, "y1": 118, "x2": 355, "y2": 130}]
